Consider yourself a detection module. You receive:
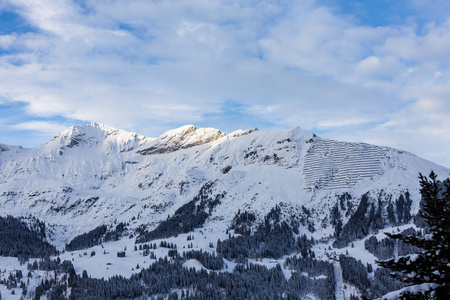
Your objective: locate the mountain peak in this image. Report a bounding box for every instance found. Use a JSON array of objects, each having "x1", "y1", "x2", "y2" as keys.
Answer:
[
  {"x1": 47, "y1": 122, "x2": 151, "y2": 152},
  {"x1": 52, "y1": 123, "x2": 117, "y2": 146},
  {"x1": 138, "y1": 125, "x2": 225, "y2": 155},
  {"x1": 86, "y1": 121, "x2": 119, "y2": 132},
  {"x1": 159, "y1": 124, "x2": 197, "y2": 140}
]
